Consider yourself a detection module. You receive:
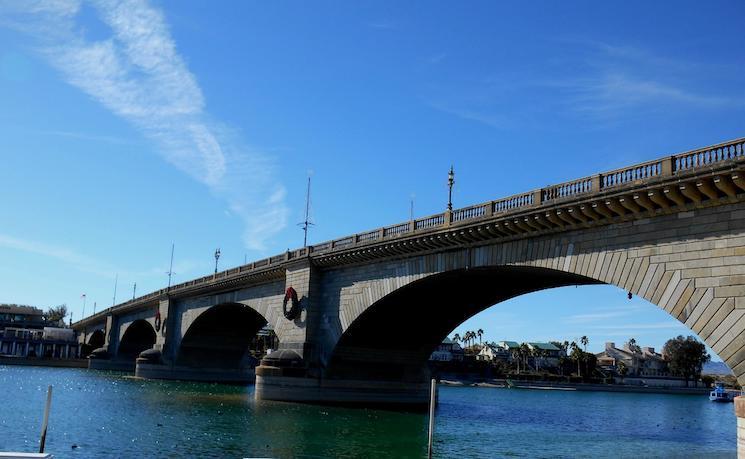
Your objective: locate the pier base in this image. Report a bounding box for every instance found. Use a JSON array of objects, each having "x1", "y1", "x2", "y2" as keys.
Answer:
[
  {"x1": 255, "y1": 367, "x2": 430, "y2": 409},
  {"x1": 135, "y1": 362, "x2": 255, "y2": 384},
  {"x1": 736, "y1": 396, "x2": 745, "y2": 458}
]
